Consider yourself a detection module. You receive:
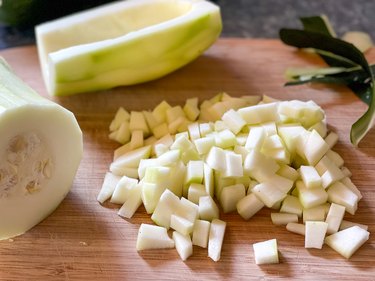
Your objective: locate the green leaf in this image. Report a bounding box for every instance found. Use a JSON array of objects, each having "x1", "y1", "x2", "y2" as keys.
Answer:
[
  {"x1": 285, "y1": 66, "x2": 351, "y2": 80},
  {"x1": 299, "y1": 16, "x2": 357, "y2": 68},
  {"x1": 300, "y1": 15, "x2": 336, "y2": 37},
  {"x1": 285, "y1": 66, "x2": 372, "y2": 104},
  {"x1": 315, "y1": 50, "x2": 360, "y2": 68},
  {"x1": 285, "y1": 74, "x2": 372, "y2": 105},
  {"x1": 348, "y1": 83, "x2": 373, "y2": 105},
  {"x1": 279, "y1": 29, "x2": 371, "y2": 75},
  {"x1": 351, "y1": 86, "x2": 375, "y2": 146}
]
